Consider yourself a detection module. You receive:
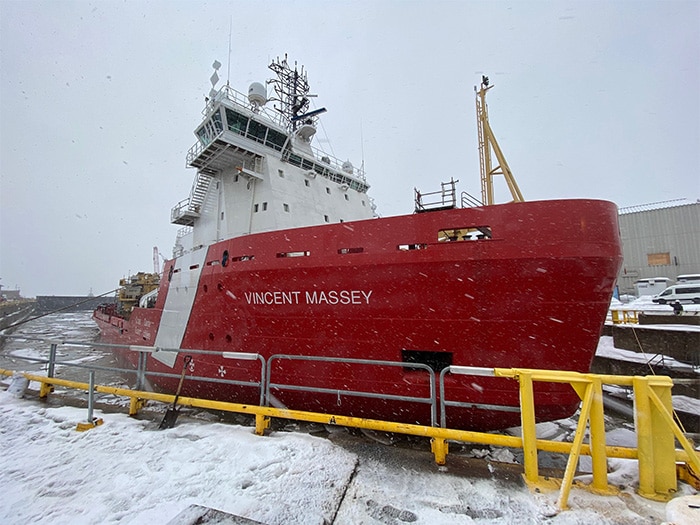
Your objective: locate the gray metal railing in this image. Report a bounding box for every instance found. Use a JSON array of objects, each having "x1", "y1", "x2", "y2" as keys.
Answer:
[
  {"x1": 2, "y1": 334, "x2": 522, "y2": 429},
  {"x1": 266, "y1": 354, "x2": 437, "y2": 426},
  {"x1": 439, "y1": 366, "x2": 520, "y2": 428}
]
